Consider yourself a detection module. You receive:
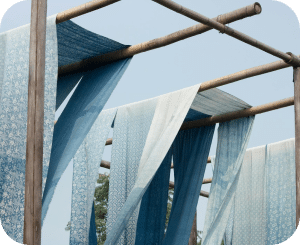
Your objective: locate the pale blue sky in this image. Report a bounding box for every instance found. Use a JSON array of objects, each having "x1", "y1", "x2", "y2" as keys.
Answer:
[{"x1": 1, "y1": 0, "x2": 300, "y2": 244}]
